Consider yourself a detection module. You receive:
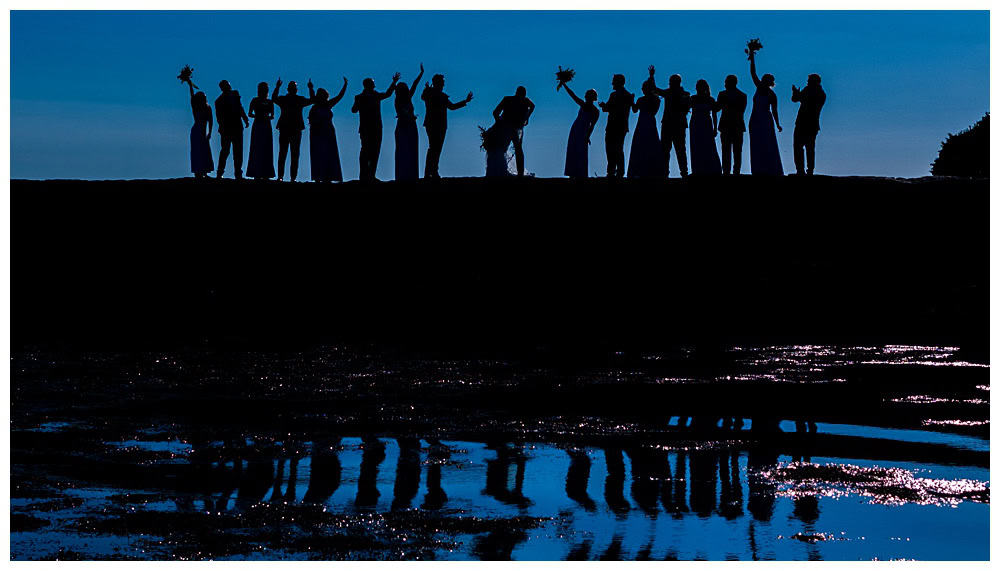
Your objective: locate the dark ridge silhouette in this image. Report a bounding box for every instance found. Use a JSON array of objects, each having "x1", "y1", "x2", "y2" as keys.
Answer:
[
  {"x1": 931, "y1": 113, "x2": 989, "y2": 177},
  {"x1": 421, "y1": 73, "x2": 473, "y2": 179},
  {"x1": 791, "y1": 74, "x2": 827, "y2": 175}
]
